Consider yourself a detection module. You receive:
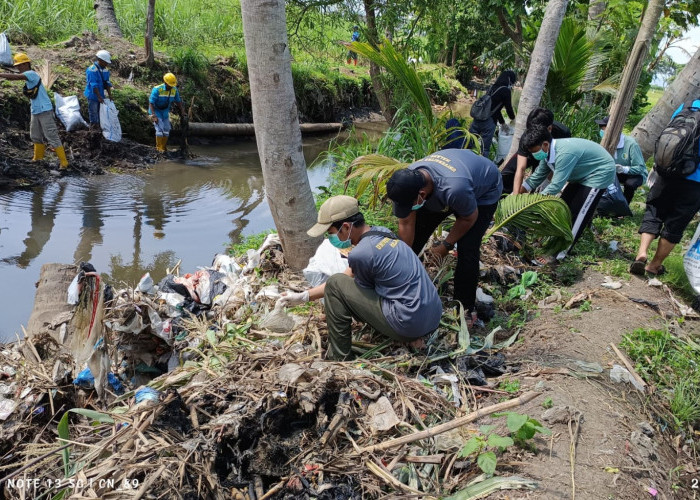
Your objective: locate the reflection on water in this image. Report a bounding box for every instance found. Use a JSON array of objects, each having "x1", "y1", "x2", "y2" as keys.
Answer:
[{"x1": 0, "y1": 132, "x2": 355, "y2": 342}]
